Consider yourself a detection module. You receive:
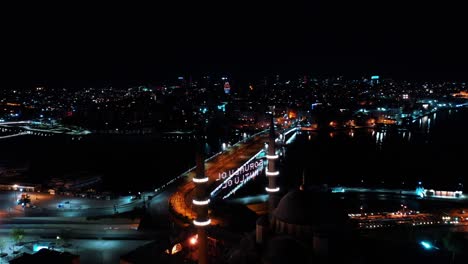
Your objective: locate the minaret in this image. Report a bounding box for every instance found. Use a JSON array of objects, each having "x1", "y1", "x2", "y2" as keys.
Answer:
[
  {"x1": 265, "y1": 113, "x2": 280, "y2": 217},
  {"x1": 192, "y1": 136, "x2": 210, "y2": 264},
  {"x1": 300, "y1": 169, "x2": 306, "y2": 191}
]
